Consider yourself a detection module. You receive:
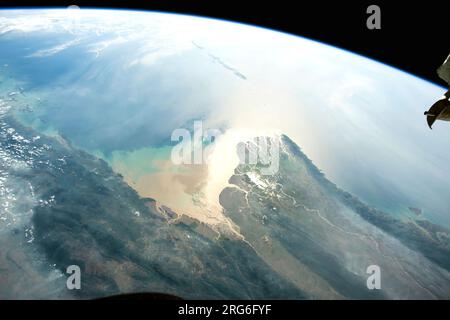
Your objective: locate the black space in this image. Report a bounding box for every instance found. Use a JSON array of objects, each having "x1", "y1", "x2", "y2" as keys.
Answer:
[{"x1": 0, "y1": 0, "x2": 449, "y2": 86}]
